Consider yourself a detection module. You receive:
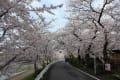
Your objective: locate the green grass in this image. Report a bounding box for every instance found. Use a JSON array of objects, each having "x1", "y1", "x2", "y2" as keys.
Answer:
[
  {"x1": 22, "y1": 73, "x2": 35, "y2": 80},
  {"x1": 113, "y1": 68, "x2": 120, "y2": 79}
]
